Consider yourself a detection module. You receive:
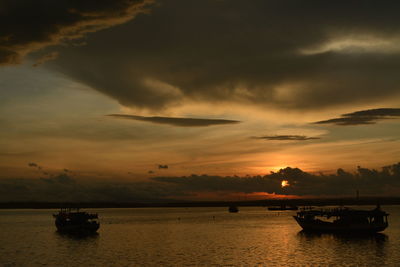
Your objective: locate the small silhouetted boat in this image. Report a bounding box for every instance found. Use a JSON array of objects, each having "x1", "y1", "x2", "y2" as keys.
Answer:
[
  {"x1": 228, "y1": 205, "x2": 239, "y2": 213},
  {"x1": 293, "y1": 205, "x2": 389, "y2": 233},
  {"x1": 268, "y1": 205, "x2": 298, "y2": 211},
  {"x1": 53, "y1": 208, "x2": 100, "y2": 234}
]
